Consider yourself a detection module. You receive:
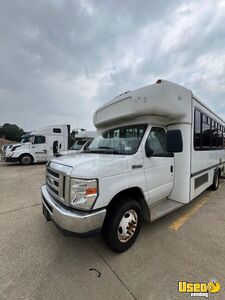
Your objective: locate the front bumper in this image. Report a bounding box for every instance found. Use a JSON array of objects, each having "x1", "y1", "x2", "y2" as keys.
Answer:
[
  {"x1": 41, "y1": 185, "x2": 106, "y2": 236},
  {"x1": 5, "y1": 157, "x2": 18, "y2": 162}
]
